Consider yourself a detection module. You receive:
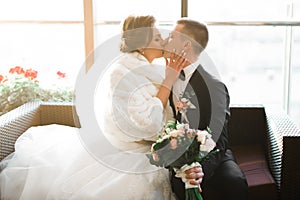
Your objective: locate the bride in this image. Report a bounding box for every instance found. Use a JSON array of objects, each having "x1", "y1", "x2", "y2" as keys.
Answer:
[{"x1": 0, "y1": 15, "x2": 202, "y2": 200}]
